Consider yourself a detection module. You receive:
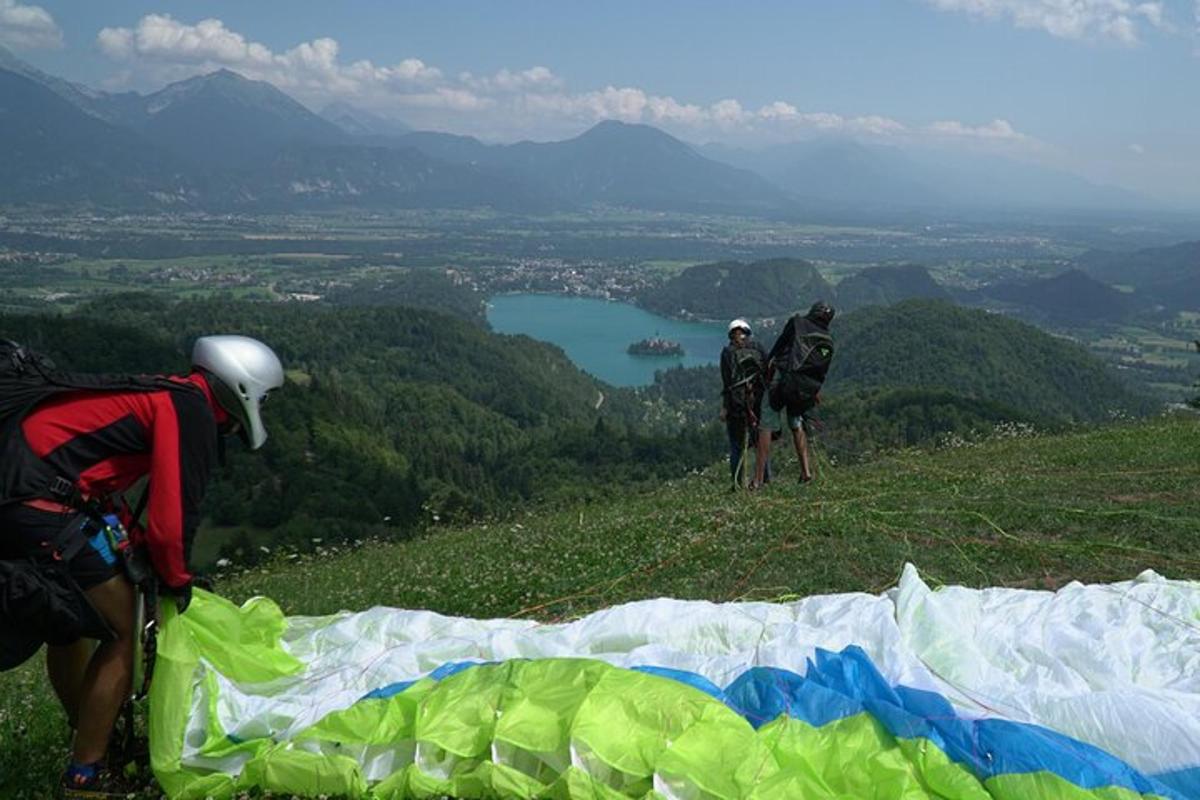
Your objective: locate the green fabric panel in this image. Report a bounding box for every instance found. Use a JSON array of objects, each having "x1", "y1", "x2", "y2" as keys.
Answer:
[
  {"x1": 538, "y1": 766, "x2": 651, "y2": 800},
  {"x1": 181, "y1": 590, "x2": 301, "y2": 683},
  {"x1": 299, "y1": 680, "x2": 435, "y2": 745},
  {"x1": 493, "y1": 659, "x2": 610, "y2": 757},
  {"x1": 415, "y1": 660, "x2": 511, "y2": 759},
  {"x1": 152, "y1": 643, "x2": 1175, "y2": 800},
  {"x1": 238, "y1": 746, "x2": 368, "y2": 798},
  {"x1": 147, "y1": 600, "x2": 242, "y2": 800},
  {"x1": 487, "y1": 761, "x2": 556, "y2": 798},
  {"x1": 760, "y1": 712, "x2": 991, "y2": 800},
  {"x1": 150, "y1": 591, "x2": 299, "y2": 799},
  {"x1": 403, "y1": 758, "x2": 489, "y2": 799},
  {"x1": 654, "y1": 703, "x2": 778, "y2": 800},
  {"x1": 568, "y1": 663, "x2": 731, "y2": 791},
  {"x1": 984, "y1": 771, "x2": 1166, "y2": 800}
]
